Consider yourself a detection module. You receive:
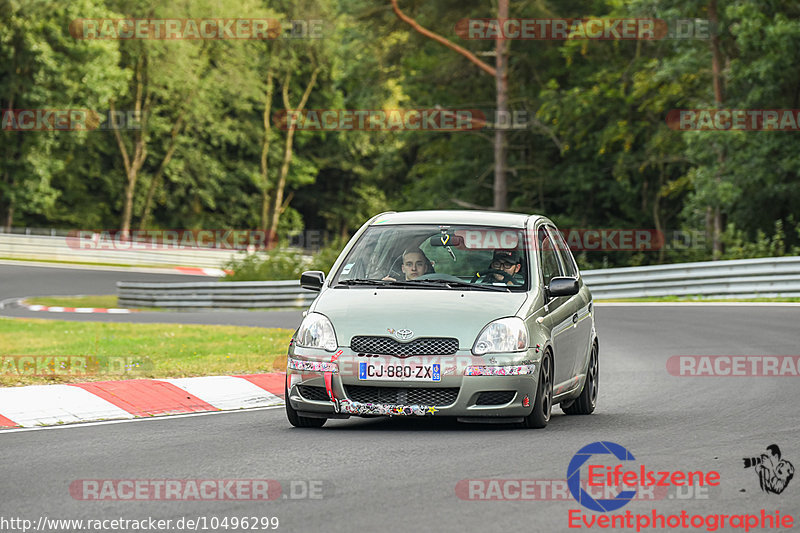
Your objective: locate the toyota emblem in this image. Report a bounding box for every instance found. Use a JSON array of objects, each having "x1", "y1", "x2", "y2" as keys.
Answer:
[{"x1": 395, "y1": 329, "x2": 413, "y2": 340}]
